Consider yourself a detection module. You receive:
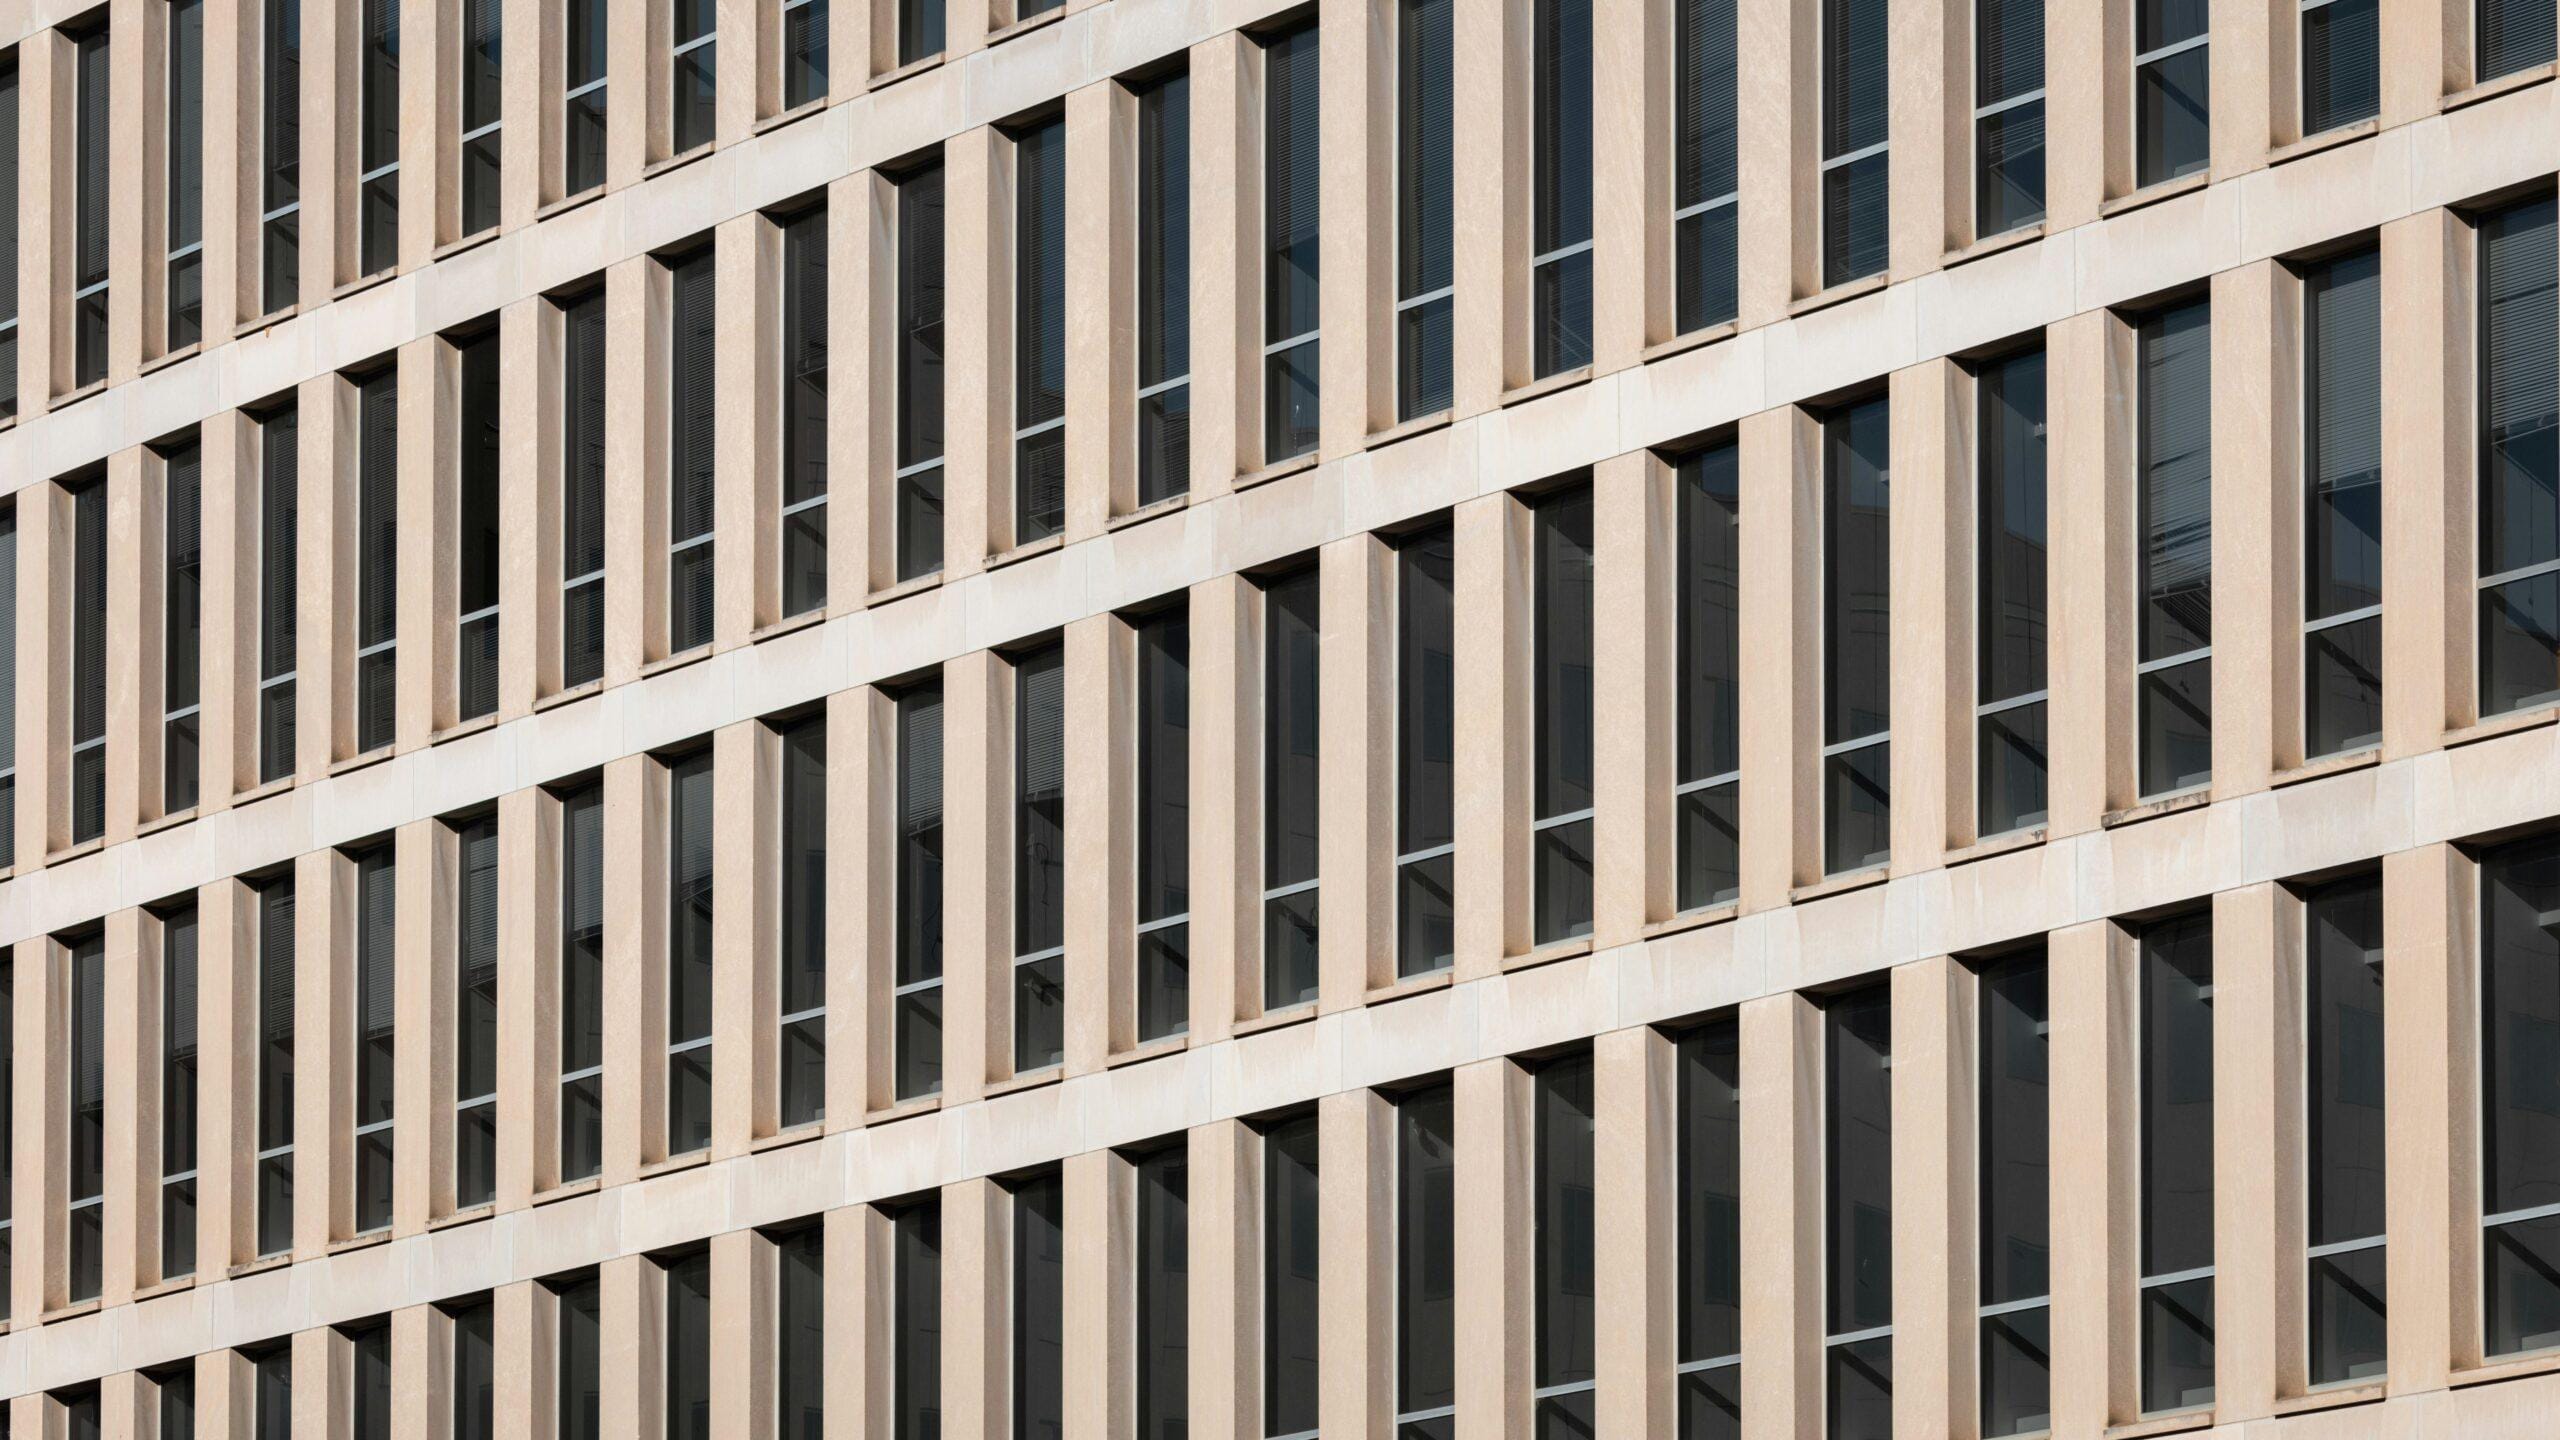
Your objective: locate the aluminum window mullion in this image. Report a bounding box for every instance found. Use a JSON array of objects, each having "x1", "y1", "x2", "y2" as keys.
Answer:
[
  {"x1": 1531, "y1": 237, "x2": 1595, "y2": 268},
  {"x1": 2132, "y1": 32, "x2": 2209, "y2": 67},
  {"x1": 1395, "y1": 284, "x2": 1455, "y2": 313},
  {"x1": 1396, "y1": 840, "x2": 1456, "y2": 866},
  {"x1": 459, "y1": 601, "x2": 502, "y2": 626},
  {"x1": 891, "y1": 975, "x2": 944, "y2": 999},
  {"x1": 2306, "y1": 1233, "x2": 2384, "y2": 1258},
  {"x1": 358, "y1": 160, "x2": 400, "y2": 185},
  {"x1": 2134, "y1": 645, "x2": 2212, "y2": 676},
  {"x1": 1674, "y1": 768, "x2": 1742, "y2": 796},
  {"x1": 1261, "y1": 876, "x2": 1319, "y2": 902},
  {"x1": 1977, "y1": 1293, "x2": 2051, "y2": 1318},
  {"x1": 2479, "y1": 556, "x2": 2560, "y2": 590},
  {"x1": 565, "y1": 76, "x2": 608, "y2": 103},
  {"x1": 1530, "y1": 1380, "x2": 1597, "y2": 1400},
  {"x1": 1823, "y1": 1322, "x2": 1895, "y2": 1347},
  {"x1": 460, "y1": 119, "x2": 502, "y2": 145},
  {"x1": 1531, "y1": 805, "x2": 1595, "y2": 832},
  {"x1": 1975, "y1": 687, "x2": 2049, "y2": 718},
  {"x1": 1820, "y1": 138, "x2": 1891, "y2": 172},
  {"x1": 671, "y1": 31, "x2": 717, "y2": 58},
  {"x1": 896, "y1": 456, "x2": 946, "y2": 481},
  {"x1": 456, "y1": 1091, "x2": 498, "y2": 1110},
  {"x1": 560, "y1": 1062, "x2": 604, "y2": 1084},
  {"x1": 779, "y1": 1003, "x2": 826, "y2": 1028},
  {"x1": 1263, "y1": 328, "x2": 1319, "y2": 358},
  {"x1": 2137, "y1": 1262, "x2": 2218, "y2": 1289},
  {"x1": 780, "y1": 493, "x2": 828, "y2": 520},
  {"x1": 1672, "y1": 190, "x2": 1738, "y2": 224},
  {"x1": 1014, "y1": 414, "x2": 1067, "y2": 442},
  {"x1": 1135, "y1": 911, "x2": 1190, "y2": 936},
  {"x1": 2303, "y1": 602, "x2": 2383, "y2": 634},
  {"x1": 1973, "y1": 86, "x2": 2046, "y2": 121},
  {"x1": 2485, "y1": 1199, "x2": 2560, "y2": 1229},
  {"x1": 1136, "y1": 373, "x2": 1191, "y2": 400},
  {"x1": 1820, "y1": 730, "x2": 1892, "y2": 759},
  {"x1": 1675, "y1": 1353, "x2": 1742, "y2": 1376},
  {"x1": 666, "y1": 1034, "x2": 713, "y2": 1055}
]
